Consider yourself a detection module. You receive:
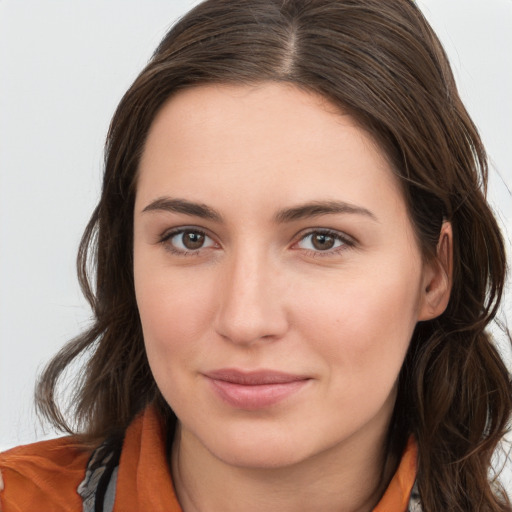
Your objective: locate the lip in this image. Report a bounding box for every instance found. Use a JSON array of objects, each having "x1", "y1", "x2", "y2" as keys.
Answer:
[{"x1": 203, "y1": 369, "x2": 311, "y2": 410}]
